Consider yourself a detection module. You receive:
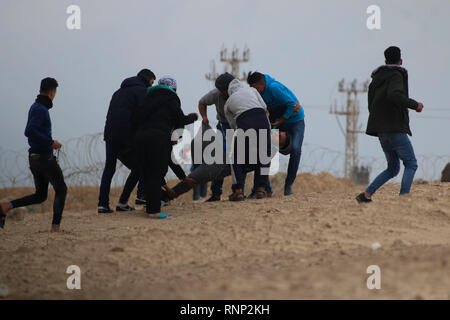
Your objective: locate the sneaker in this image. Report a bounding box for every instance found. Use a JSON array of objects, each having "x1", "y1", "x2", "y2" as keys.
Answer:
[
  {"x1": 116, "y1": 204, "x2": 135, "y2": 212},
  {"x1": 284, "y1": 185, "x2": 294, "y2": 196},
  {"x1": 356, "y1": 193, "x2": 372, "y2": 203},
  {"x1": 135, "y1": 198, "x2": 147, "y2": 206},
  {"x1": 247, "y1": 192, "x2": 257, "y2": 199},
  {"x1": 205, "y1": 195, "x2": 221, "y2": 202},
  {"x1": 98, "y1": 206, "x2": 114, "y2": 214}
]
